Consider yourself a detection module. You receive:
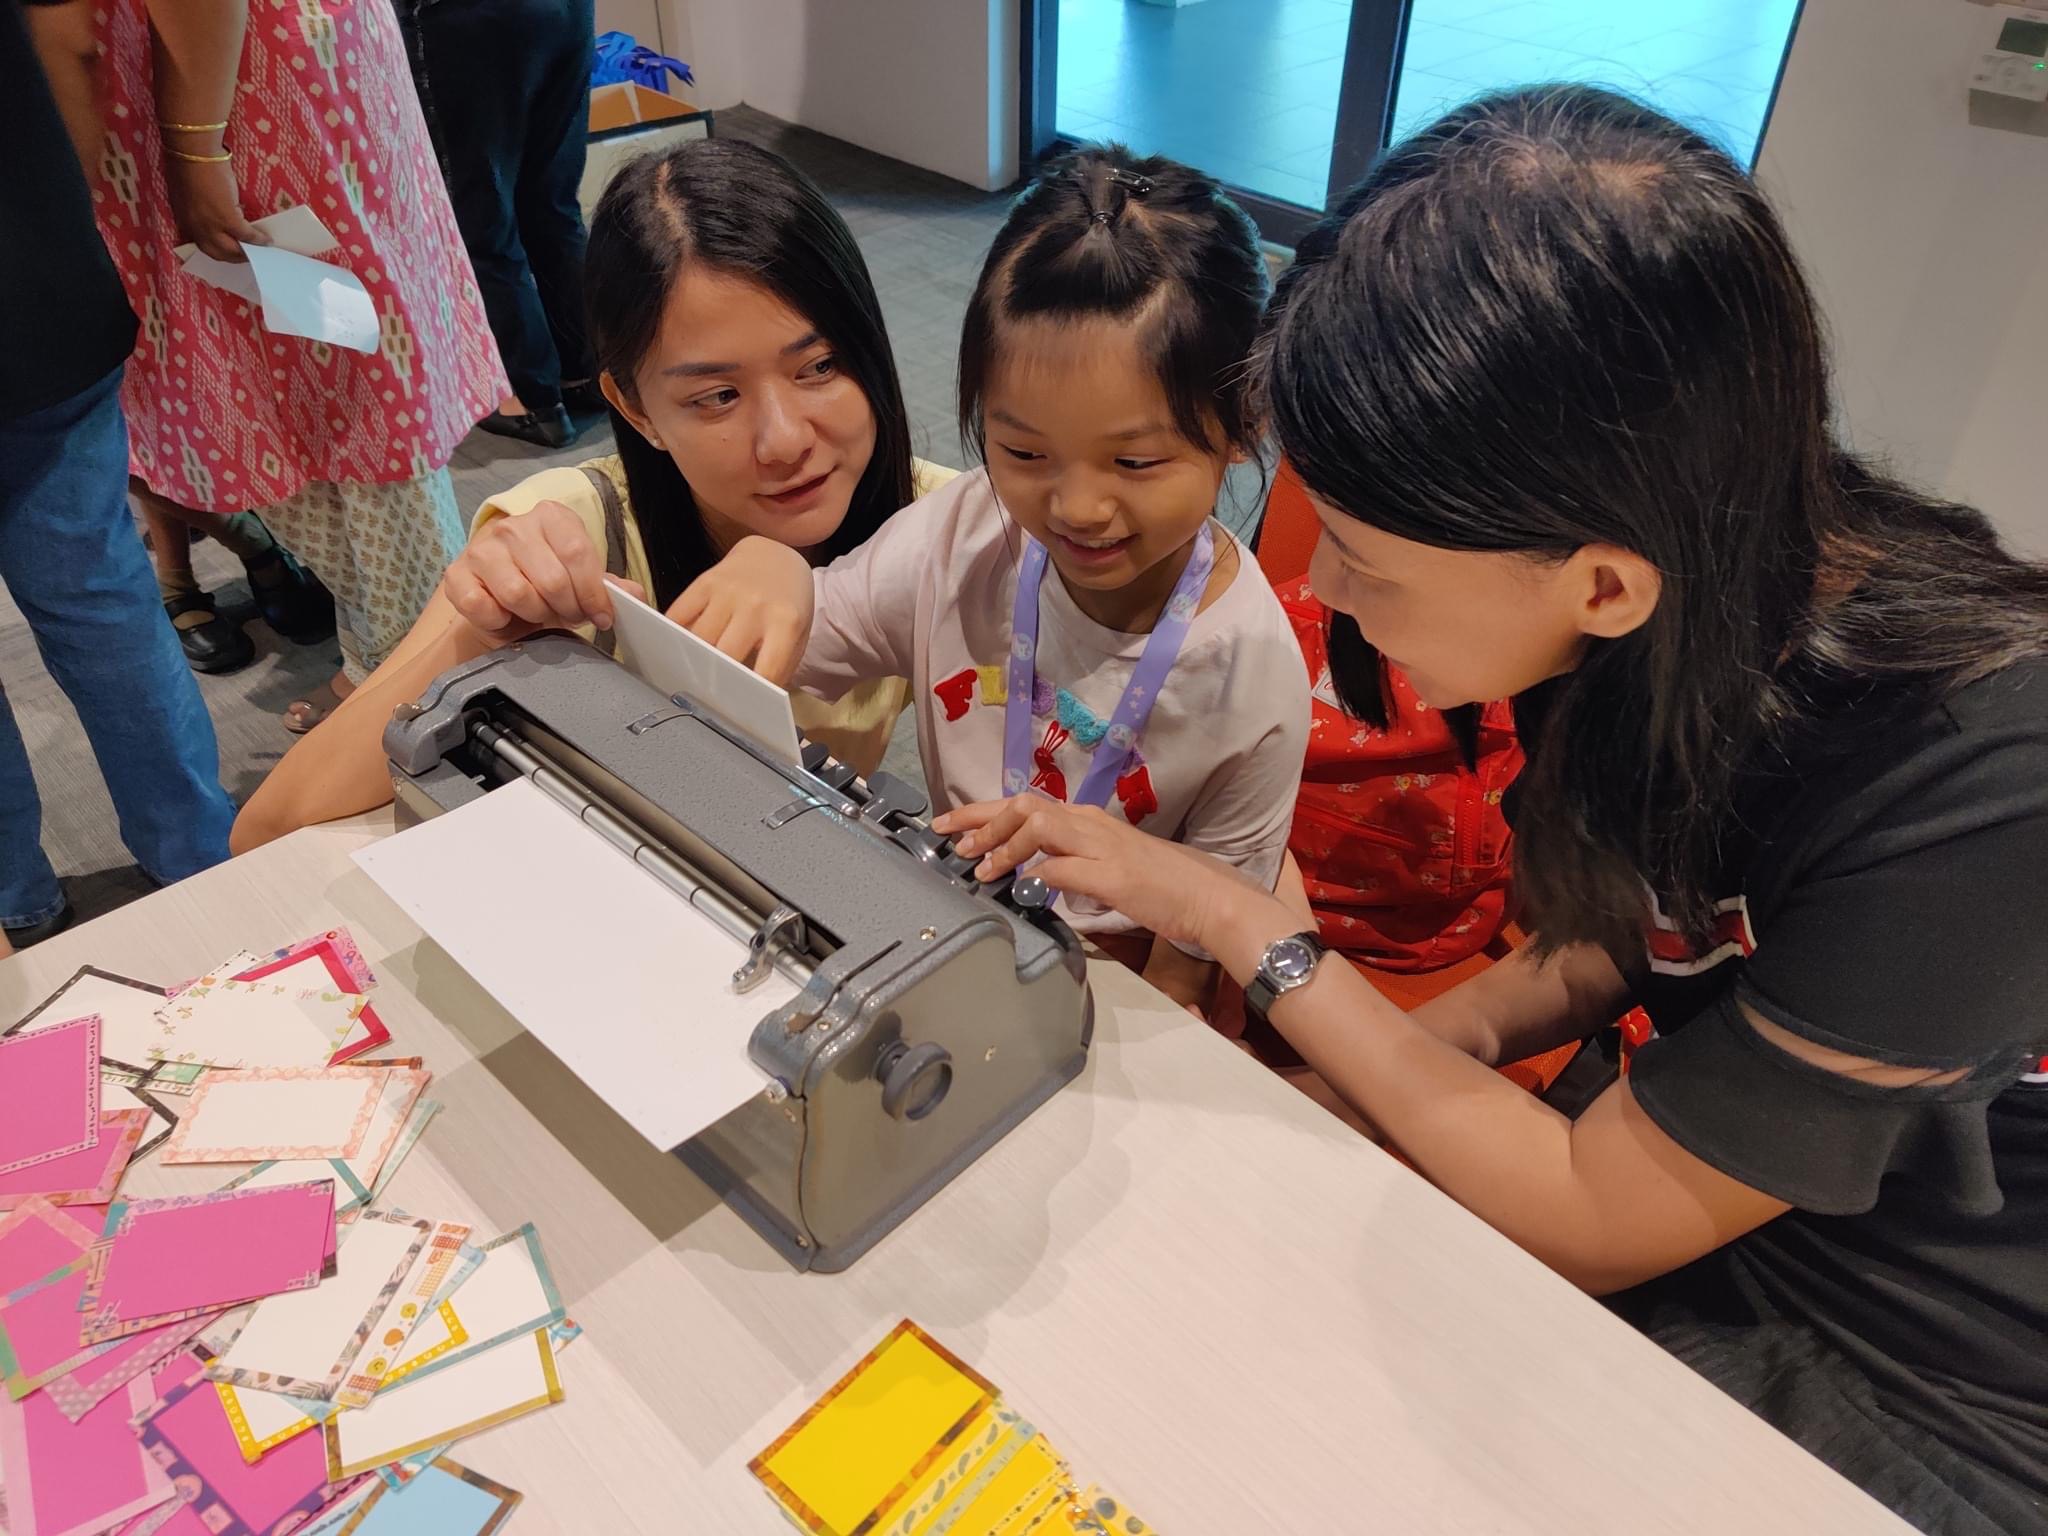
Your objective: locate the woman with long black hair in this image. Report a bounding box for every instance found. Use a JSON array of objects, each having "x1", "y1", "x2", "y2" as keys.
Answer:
[
  {"x1": 233, "y1": 137, "x2": 950, "y2": 846},
  {"x1": 939, "y1": 88, "x2": 2048, "y2": 1534}
]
